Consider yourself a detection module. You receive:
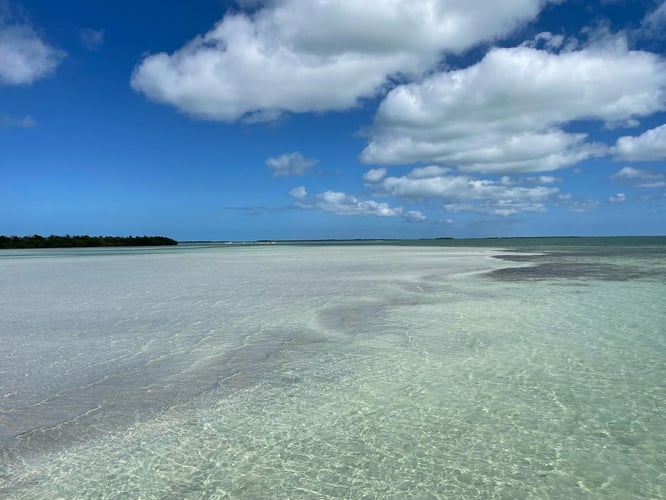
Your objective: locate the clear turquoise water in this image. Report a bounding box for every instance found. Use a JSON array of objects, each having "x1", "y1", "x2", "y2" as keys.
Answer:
[{"x1": 0, "y1": 241, "x2": 664, "y2": 498}]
